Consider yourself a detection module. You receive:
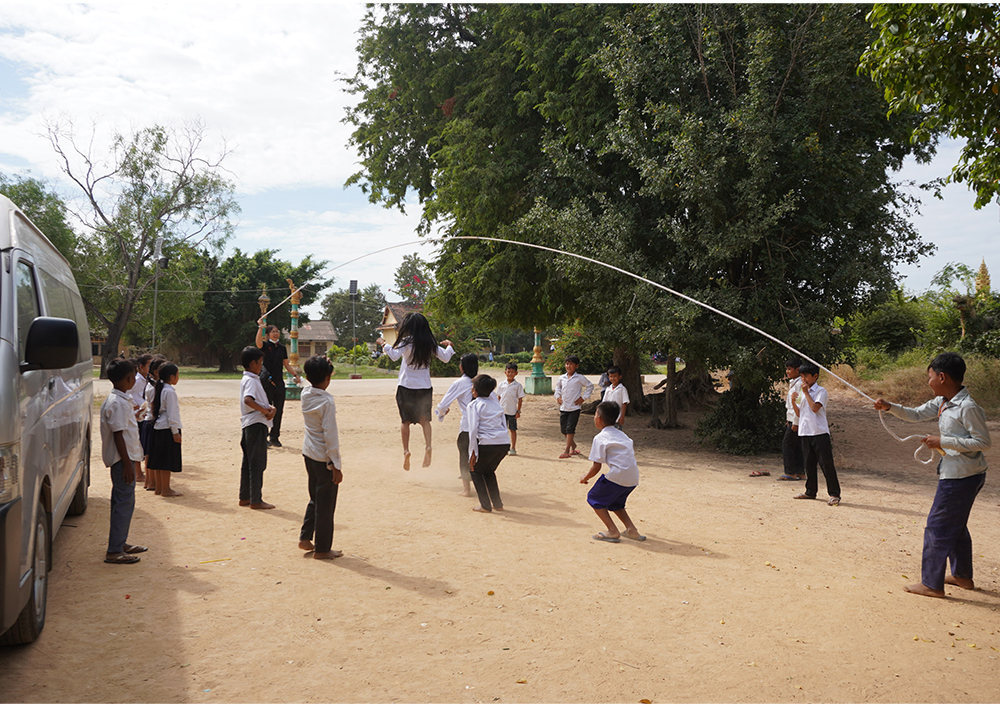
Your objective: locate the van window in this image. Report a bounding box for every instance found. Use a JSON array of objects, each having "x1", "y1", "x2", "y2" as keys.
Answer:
[
  {"x1": 39, "y1": 268, "x2": 89, "y2": 362},
  {"x1": 15, "y1": 260, "x2": 40, "y2": 361}
]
